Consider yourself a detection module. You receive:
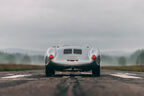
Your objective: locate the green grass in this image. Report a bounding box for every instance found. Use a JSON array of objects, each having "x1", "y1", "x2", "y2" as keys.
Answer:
[
  {"x1": 102, "y1": 65, "x2": 144, "y2": 72},
  {"x1": 0, "y1": 64, "x2": 44, "y2": 71},
  {"x1": 1, "y1": 64, "x2": 144, "y2": 72}
]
